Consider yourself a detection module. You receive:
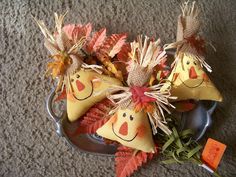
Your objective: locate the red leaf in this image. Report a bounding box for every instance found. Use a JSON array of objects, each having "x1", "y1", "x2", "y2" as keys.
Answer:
[
  {"x1": 63, "y1": 23, "x2": 92, "y2": 42},
  {"x1": 54, "y1": 87, "x2": 67, "y2": 102},
  {"x1": 156, "y1": 58, "x2": 171, "y2": 80},
  {"x1": 75, "y1": 99, "x2": 114, "y2": 134},
  {"x1": 98, "y1": 33, "x2": 127, "y2": 58},
  {"x1": 156, "y1": 58, "x2": 168, "y2": 71},
  {"x1": 160, "y1": 70, "x2": 170, "y2": 79},
  {"x1": 173, "y1": 100, "x2": 196, "y2": 112},
  {"x1": 63, "y1": 24, "x2": 76, "y2": 40},
  {"x1": 86, "y1": 28, "x2": 107, "y2": 53},
  {"x1": 115, "y1": 145, "x2": 158, "y2": 177},
  {"x1": 84, "y1": 23, "x2": 92, "y2": 39},
  {"x1": 117, "y1": 43, "x2": 131, "y2": 62},
  {"x1": 186, "y1": 36, "x2": 206, "y2": 55},
  {"x1": 72, "y1": 23, "x2": 92, "y2": 42}
]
